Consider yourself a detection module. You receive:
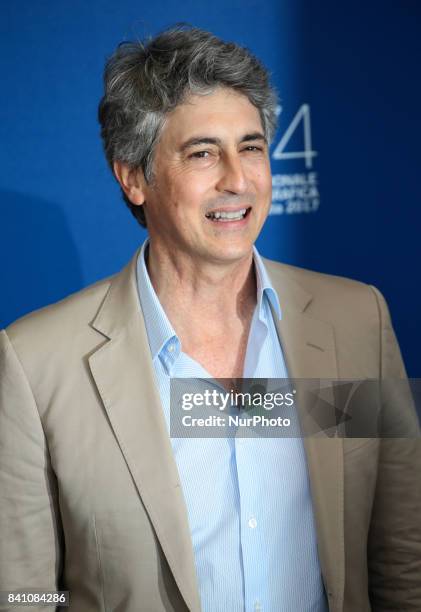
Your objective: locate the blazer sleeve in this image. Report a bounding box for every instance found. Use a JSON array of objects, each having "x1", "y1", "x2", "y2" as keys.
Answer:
[
  {"x1": 0, "y1": 330, "x2": 63, "y2": 611},
  {"x1": 367, "y1": 287, "x2": 421, "y2": 611}
]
